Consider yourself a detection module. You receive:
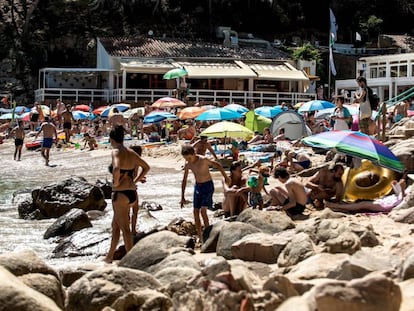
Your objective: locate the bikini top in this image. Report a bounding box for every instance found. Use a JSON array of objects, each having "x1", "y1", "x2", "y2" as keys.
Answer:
[{"x1": 108, "y1": 164, "x2": 135, "y2": 178}]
